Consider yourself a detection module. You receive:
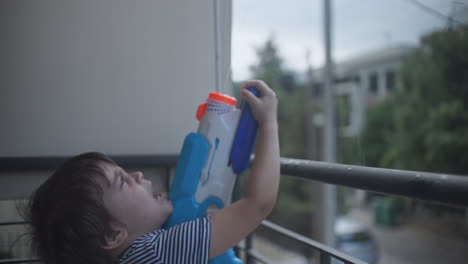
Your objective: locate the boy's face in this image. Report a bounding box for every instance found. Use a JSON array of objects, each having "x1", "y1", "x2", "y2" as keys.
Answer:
[{"x1": 101, "y1": 163, "x2": 173, "y2": 236}]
